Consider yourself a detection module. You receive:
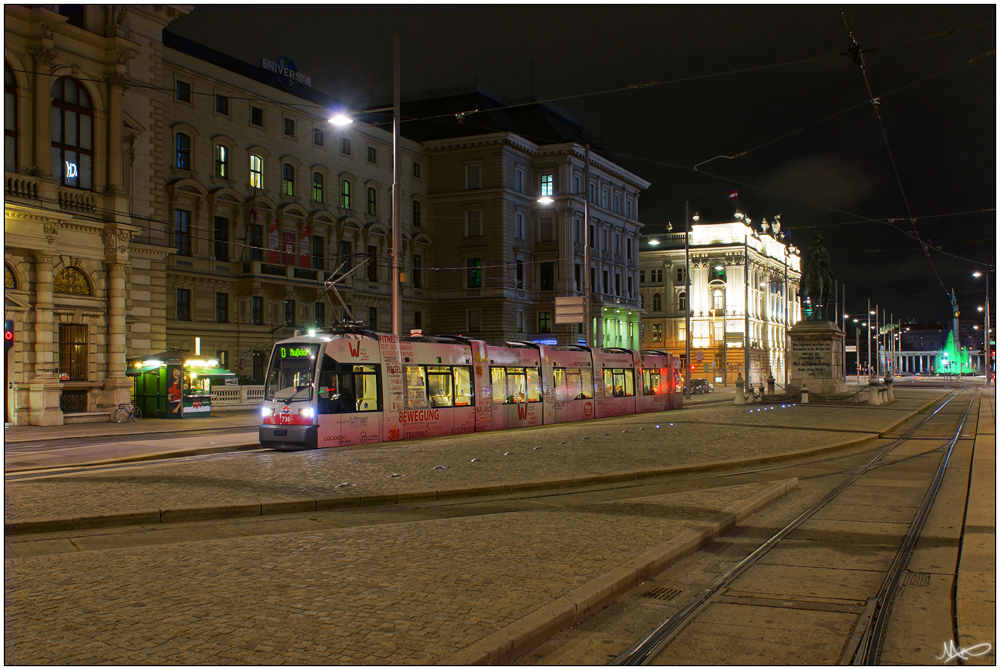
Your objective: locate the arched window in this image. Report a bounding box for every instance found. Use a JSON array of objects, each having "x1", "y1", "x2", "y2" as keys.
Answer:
[
  {"x1": 678, "y1": 291, "x2": 687, "y2": 312},
  {"x1": 5, "y1": 63, "x2": 16, "y2": 172},
  {"x1": 340, "y1": 179, "x2": 351, "y2": 209},
  {"x1": 53, "y1": 267, "x2": 92, "y2": 295},
  {"x1": 652, "y1": 293, "x2": 662, "y2": 312},
  {"x1": 312, "y1": 172, "x2": 324, "y2": 202},
  {"x1": 713, "y1": 289, "x2": 724, "y2": 311},
  {"x1": 214, "y1": 144, "x2": 228, "y2": 178},
  {"x1": 51, "y1": 76, "x2": 93, "y2": 189},
  {"x1": 249, "y1": 154, "x2": 263, "y2": 189},
  {"x1": 367, "y1": 187, "x2": 377, "y2": 216},
  {"x1": 175, "y1": 132, "x2": 191, "y2": 169},
  {"x1": 412, "y1": 200, "x2": 421, "y2": 227},
  {"x1": 282, "y1": 163, "x2": 294, "y2": 196}
]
